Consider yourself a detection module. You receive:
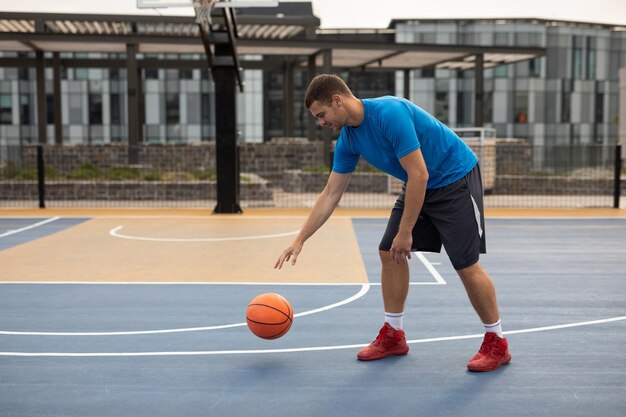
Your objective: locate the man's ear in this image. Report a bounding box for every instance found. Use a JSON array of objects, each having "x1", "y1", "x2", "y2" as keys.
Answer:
[{"x1": 331, "y1": 93, "x2": 343, "y2": 106}]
